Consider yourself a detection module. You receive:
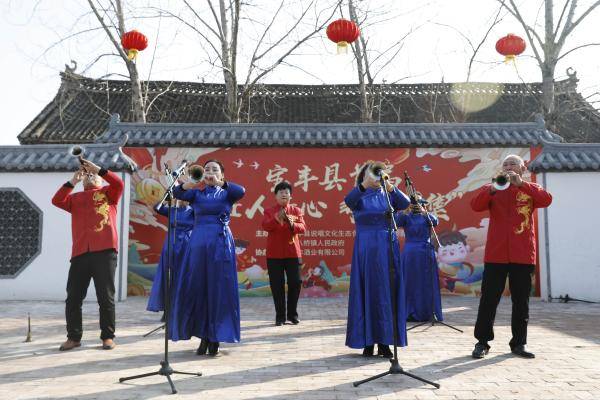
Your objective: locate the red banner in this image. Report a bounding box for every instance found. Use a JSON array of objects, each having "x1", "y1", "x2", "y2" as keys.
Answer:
[{"x1": 124, "y1": 147, "x2": 534, "y2": 298}]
